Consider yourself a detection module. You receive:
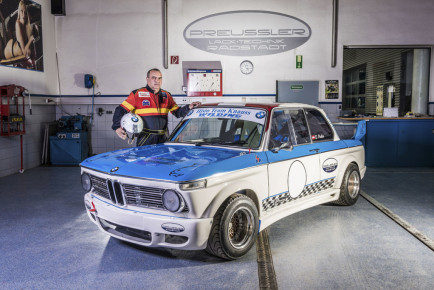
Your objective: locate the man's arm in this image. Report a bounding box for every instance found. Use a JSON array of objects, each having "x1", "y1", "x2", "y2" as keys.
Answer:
[
  {"x1": 112, "y1": 105, "x2": 128, "y2": 130},
  {"x1": 170, "y1": 101, "x2": 201, "y2": 118},
  {"x1": 112, "y1": 105, "x2": 128, "y2": 140}
]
